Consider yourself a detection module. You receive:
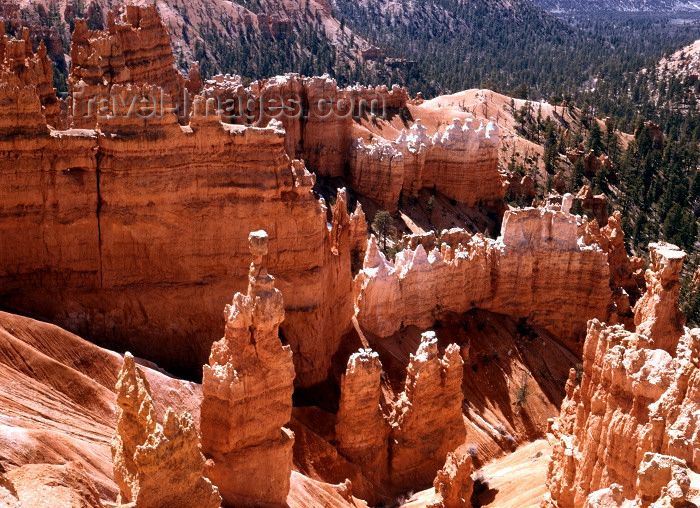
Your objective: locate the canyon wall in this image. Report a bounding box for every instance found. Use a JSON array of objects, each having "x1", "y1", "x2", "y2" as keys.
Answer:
[
  {"x1": 543, "y1": 242, "x2": 700, "y2": 507},
  {"x1": 200, "y1": 231, "x2": 295, "y2": 507},
  {"x1": 0, "y1": 74, "x2": 354, "y2": 386},
  {"x1": 203, "y1": 74, "x2": 504, "y2": 212},
  {"x1": 0, "y1": 8, "x2": 509, "y2": 386},
  {"x1": 355, "y1": 206, "x2": 614, "y2": 343}
]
